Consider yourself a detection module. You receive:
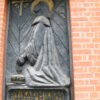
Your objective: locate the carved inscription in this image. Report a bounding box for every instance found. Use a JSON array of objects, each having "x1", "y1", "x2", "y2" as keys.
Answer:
[{"x1": 10, "y1": 90, "x2": 65, "y2": 100}]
